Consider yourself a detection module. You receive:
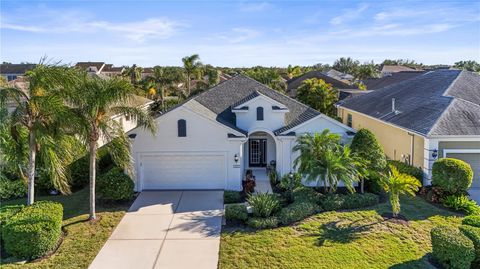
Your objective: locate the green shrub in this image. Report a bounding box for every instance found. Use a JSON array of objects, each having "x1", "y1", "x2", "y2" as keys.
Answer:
[
  {"x1": 247, "y1": 217, "x2": 279, "y2": 229},
  {"x1": 278, "y1": 201, "x2": 320, "y2": 225},
  {"x1": 319, "y1": 194, "x2": 345, "y2": 211},
  {"x1": 2, "y1": 201, "x2": 63, "y2": 260},
  {"x1": 318, "y1": 193, "x2": 379, "y2": 211},
  {"x1": 460, "y1": 225, "x2": 480, "y2": 266},
  {"x1": 431, "y1": 226, "x2": 475, "y2": 269},
  {"x1": 463, "y1": 215, "x2": 480, "y2": 228},
  {"x1": 351, "y1": 129, "x2": 387, "y2": 170},
  {"x1": 342, "y1": 193, "x2": 379, "y2": 209},
  {"x1": 0, "y1": 204, "x2": 23, "y2": 225},
  {"x1": 225, "y1": 203, "x2": 248, "y2": 223},
  {"x1": 0, "y1": 177, "x2": 27, "y2": 200},
  {"x1": 68, "y1": 155, "x2": 90, "y2": 189},
  {"x1": 442, "y1": 195, "x2": 480, "y2": 215},
  {"x1": 278, "y1": 173, "x2": 302, "y2": 203},
  {"x1": 292, "y1": 187, "x2": 319, "y2": 203},
  {"x1": 432, "y1": 158, "x2": 473, "y2": 194},
  {"x1": 387, "y1": 160, "x2": 424, "y2": 182},
  {"x1": 247, "y1": 193, "x2": 280, "y2": 218},
  {"x1": 224, "y1": 190, "x2": 242, "y2": 204},
  {"x1": 97, "y1": 167, "x2": 134, "y2": 201}
]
